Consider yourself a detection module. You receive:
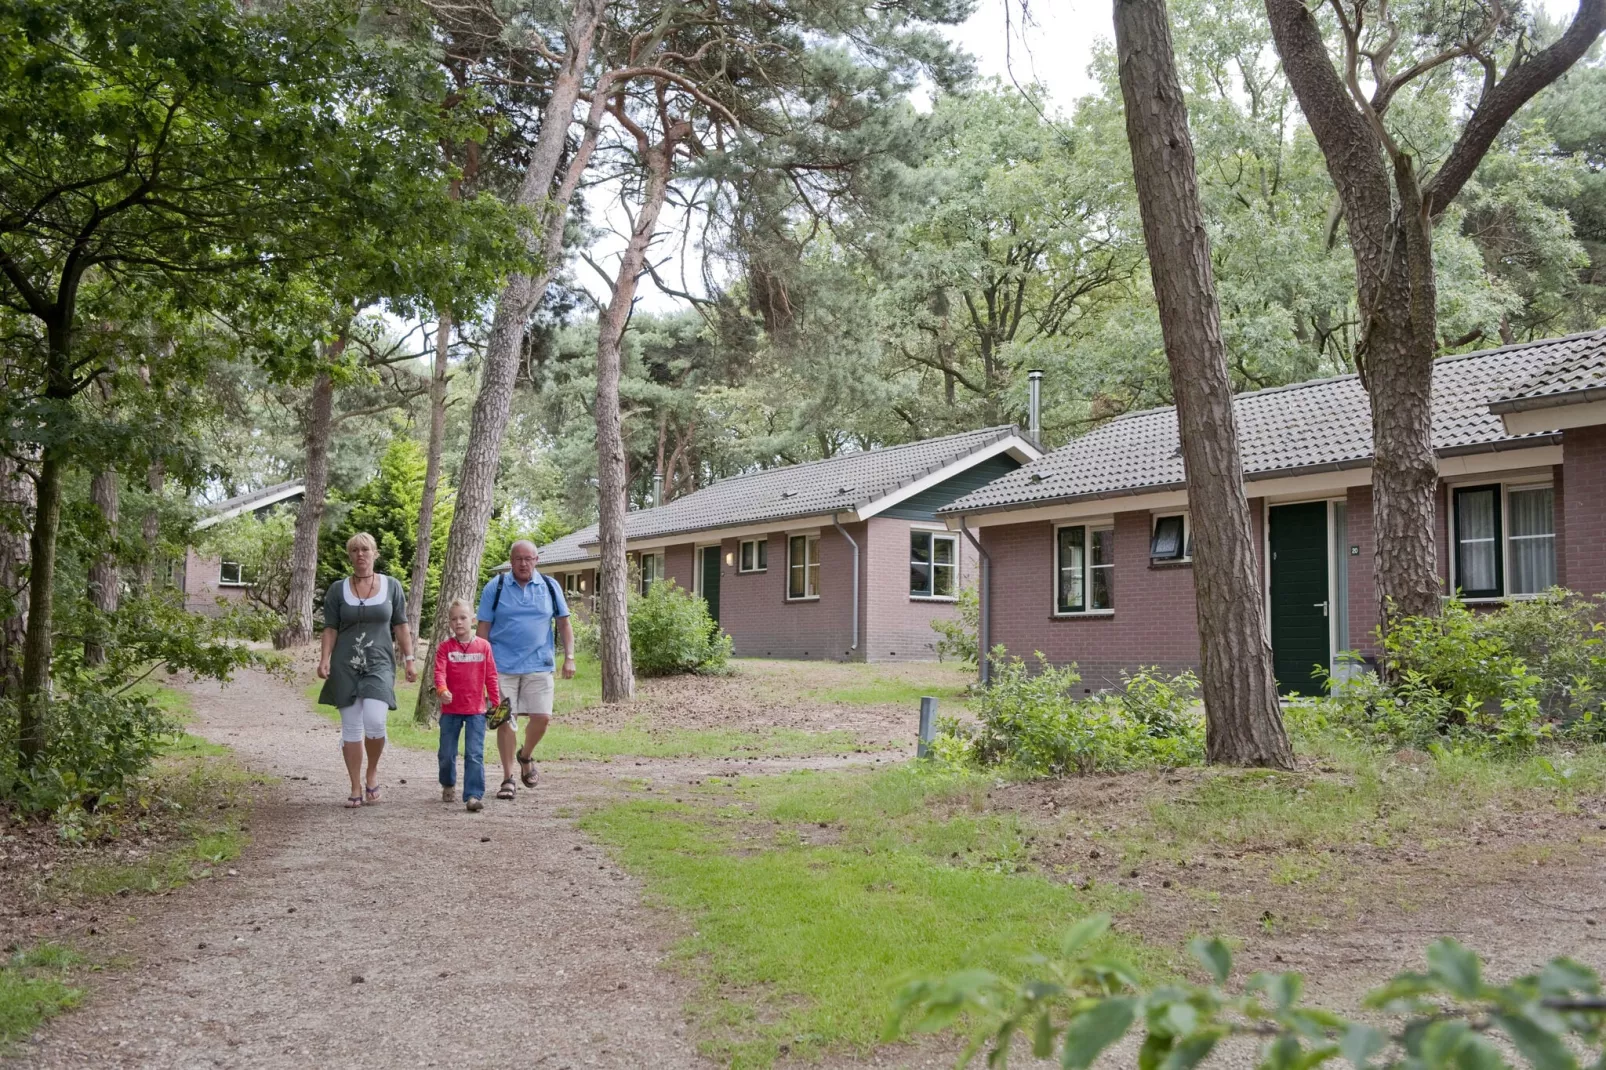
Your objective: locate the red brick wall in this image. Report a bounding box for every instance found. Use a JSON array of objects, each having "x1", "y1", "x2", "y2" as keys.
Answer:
[
  {"x1": 1564, "y1": 426, "x2": 1606, "y2": 597},
  {"x1": 183, "y1": 548, "x2": 251, "y2": 617},
  {"x1": 860, "y1": 517, "x2": 974, "y2": 662},
  {"x1": 1553, "y1": 463, "x2": 1567, "y2": 589},
  {"x1": 663, "y1": 543, "x2": 696, "y2": 591},
  {"x1": 982, "y1": 511, "x2": 1200, "y2": 691},
  {"x1": 711, "y1": 525, "x2": 860, "y2": 659}
]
